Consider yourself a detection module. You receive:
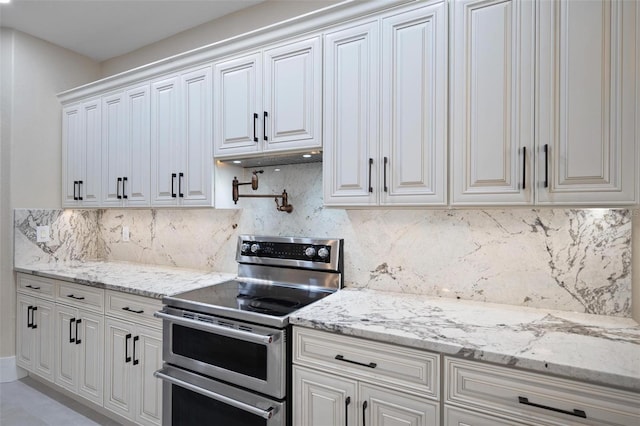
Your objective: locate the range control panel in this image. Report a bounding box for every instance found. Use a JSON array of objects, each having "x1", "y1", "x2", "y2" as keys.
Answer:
[{"x1": 236, "y1": 236, "x2": 343, "y2": 271}]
